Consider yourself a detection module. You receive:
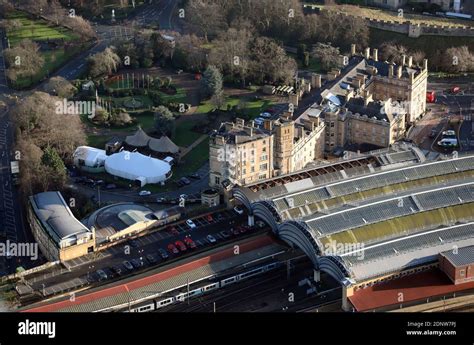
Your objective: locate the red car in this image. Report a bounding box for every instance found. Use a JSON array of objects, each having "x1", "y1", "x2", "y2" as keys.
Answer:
[
  {"x1": 175, "y1": 240, "x2": 187, "y2": 252},
  {"x1": 426, "y1": 91, "x2": 436, "y2": 103},
  {"x1": 169, "y1": 226, "x2": 179, "y2": 236},
  {"x1": 206, "y1": 214, "x2": 213, "y2": 222},
  {"x1": 451, "y1": 86, "x2": 461, "y2": 94},
  {"x1": 167, "y1": 243, "x2": 179, "y2": 255},
  {"x1": 184, "y1": 237, "x2": 196, "y2": 249}
]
